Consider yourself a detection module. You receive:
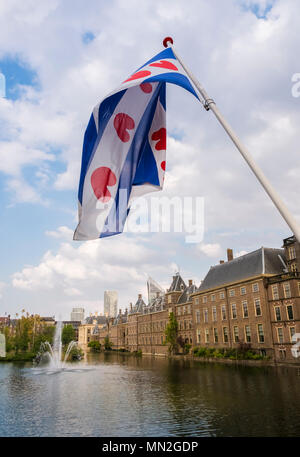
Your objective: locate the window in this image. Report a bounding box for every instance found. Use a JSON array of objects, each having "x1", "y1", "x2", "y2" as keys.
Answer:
[
  {"x1": 184, "y1": 320, "x2": 187, "y2": 330},
  {"x1": 220, "y1": 291, "x2": 225, "y2": 299},
  {"x1": 274, "y1": 306, "x2": 281, "y2": 321},
  {"x1": 298, "y1": 282, "x2": 300, "y2": 296},
  {"x1": 283, "y1": 283, "x2": 291, "y2": 299},
  {"x1": 242, "y1": 301, "x2": 248, "y2": 318},
  {"x1": 223, "y1": 327, "x2": 229, "y2": 343},
  {"x1": 205, "y1": 328, "x2": 209, "y2": 343},
  {"x1": 255, "y1": 298, "x2": 262, "y2": 316},
  {"x1": 257, "y1": 324, "x2": 264, "y2": 343},
  {"x1": 183, "y1": 306, "x2": 186, "y2": 315},
  {"x1": 286, "y1": 305, "x2": 294, "y2": 320},
  {"x1": 213, "y1": 328, "x2": 218, "y2": 343},
  {"x1": 212, "y1": 306, "x2": 217, "y2": 322},
  {"x1": 272, "y1": 285, "x2": 279, "y2": 300},
  {"x1": 245, "y1": 325, "x2": 251, "y2": 343},
  {"x1": 291, "y1": 263, "x2": 298, "y2": 272},
  {"x1": 252, "y1": 283, "x2": 259, "y2": 293},
  {"x1": 211, "y1": 294, "x2": 215, "y2": 302},
  {"x1": 221, "y1": 305, "x2": 227, "y2": 320},
  {"x1": 203, "y1": 296, "x2": 207, "y2": 304},
  {"x1": 177, "y1": 307, "x2": 181, "y2": 316},
  {"x1": 195, "y1": 297, "x2": 199, "y2": 305},
  {"x1": 288, "y1": 246, "x2": 296, "y2": 260},
  {"x1": 277, "y1": 327, "x2": 284, "y2": 344},
  {"x1": 229, "y1": 289, "x2": 235, "y2": 297},
  {"x1": 196, "y1": 310, "x2": 200, "y2": 323},
  {"x1": 233, "y1": 326, "x2": 239, "y2": 343},
  {"x1": 204, "y1": 309, "x2": 208, "y2": 323},
  {"x1": 290, "y1": 327, "x2": 295, "y2": 341},
  {"x1": 187, "y1": 305, "x2": 191, "y2": 314},
  {"x1": 231, "y1": 303, "x2": 237, "y2": 319},
  {"x1": 279, "y1": 349, "x2": 286, "y2": 359},
  {"x1": 240, "y1": 286, "x2": 246, "y2": 295},
  {"x1": 161, "y1": 335, "x2": 164, "y2": 344},
  {"x1": 196, "y1": 329, "x2": 201, "y2": 343}
]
